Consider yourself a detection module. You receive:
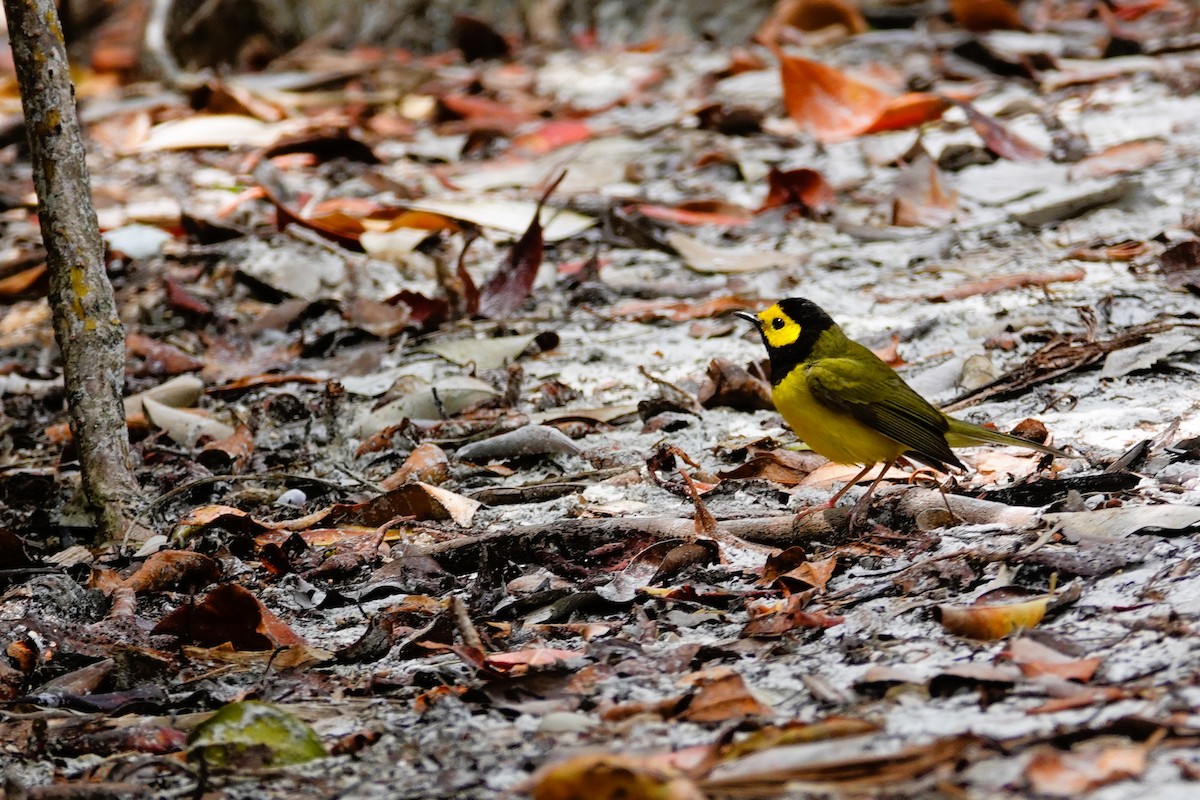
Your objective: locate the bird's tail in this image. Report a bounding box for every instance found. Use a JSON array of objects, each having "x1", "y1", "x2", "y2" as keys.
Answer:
[{"x1": 944, "y1": 416, "x2": 1071, "y2": 459}]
